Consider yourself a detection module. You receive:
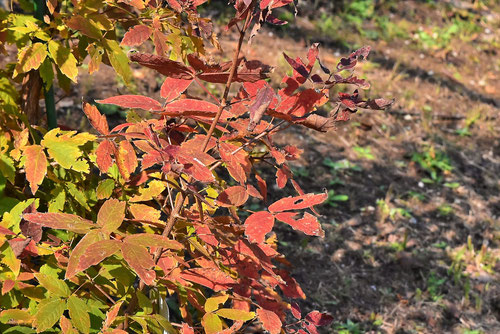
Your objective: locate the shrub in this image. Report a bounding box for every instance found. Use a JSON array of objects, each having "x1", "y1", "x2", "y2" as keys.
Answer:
[{"x1": 0, "y1": 1, "x2": 392, "y2": 333}]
